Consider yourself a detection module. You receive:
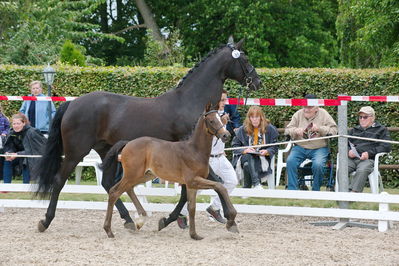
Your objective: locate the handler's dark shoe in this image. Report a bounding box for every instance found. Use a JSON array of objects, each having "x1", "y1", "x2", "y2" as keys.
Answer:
[
  {"x1": 177, "y1": 215, "x2": 188, "y2": 229},
  {"x1": 206, "y1": 206, "x2": 226, "y2": 224}
]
